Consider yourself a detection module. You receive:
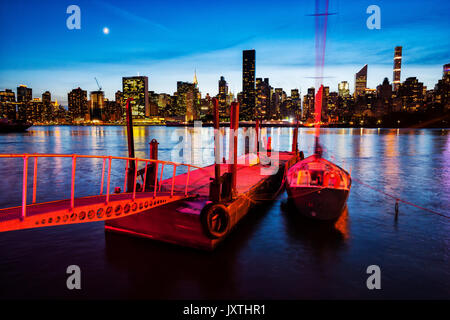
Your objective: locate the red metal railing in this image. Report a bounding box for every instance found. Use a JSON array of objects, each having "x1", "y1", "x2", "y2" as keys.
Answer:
[{"x1": 0, "y1": 153, "x2": 201, "y2": 219}]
